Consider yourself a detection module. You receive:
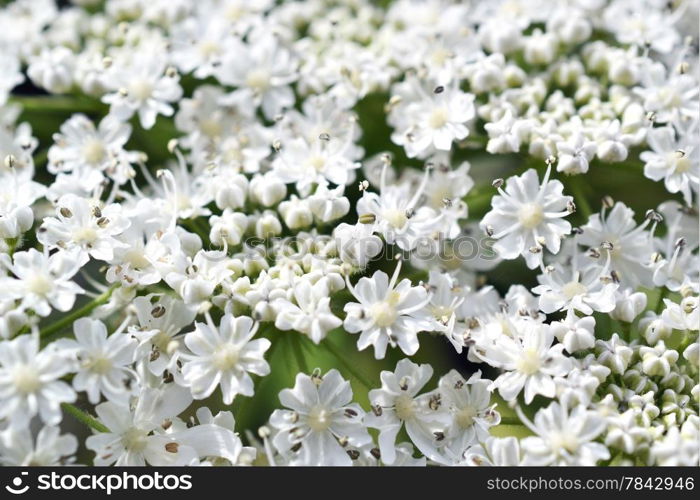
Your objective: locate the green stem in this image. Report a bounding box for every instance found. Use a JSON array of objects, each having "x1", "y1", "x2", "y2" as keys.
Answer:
[
  {"x1": 39, "y1": 285, "x2": 118, "y2": 342},
  {"x1": 11, "y1": 95, "x2": 105, "y2": 114},
  {"x1": 655, "y1": 287, "x2": 669, "y2": 314},
  {"x1": 323, "y1": 339, "x2": 374, "y2": 390},
  {"x1": 568, "y1": 177, "x2": 593, "y2": 219},
  {"x1": 61, "y1": 403, "x2": 110, "y2": 433},
  {"x1": 498, "y1": 416, "x2": 522, "y2": 426},
  {"x1": 289, "y1": 334, "x2": 309, "y2": 375}
]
